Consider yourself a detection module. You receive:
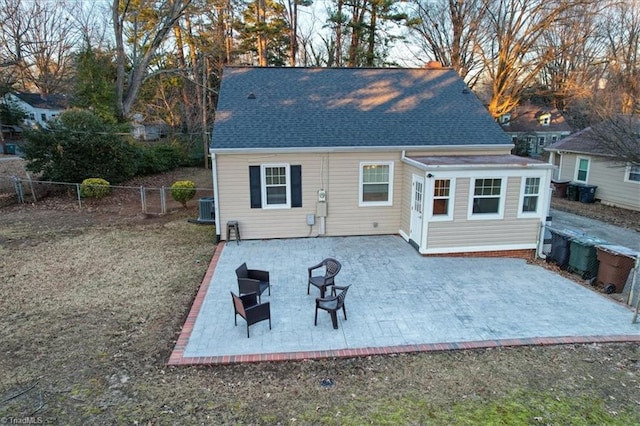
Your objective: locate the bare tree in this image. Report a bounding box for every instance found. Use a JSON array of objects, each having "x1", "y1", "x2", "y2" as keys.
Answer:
[
  {"x1": 112, "y1": 0, "x2": 193, "y2": 120},
  {"x1": 0, "y1": 0, "x2": 78, "y2": 95},
  {"x1": 587, "y1": 115, "x2": 640, "y2": 165},
  {"x1": 596, "y1": 0, "x2": 640, "y2": 116},
  {"x1": 409, "y1": 0, "x2": 486, "y2": 86},
  {"x1": 533, "y1": 2, "x2": 604, "y2": 127},
  {"x1": 479, "y1": 0, "x2": 591, "y2": 118},
  {"x1": 580, "y1": 1, "x2": 640, "y2": 167}
]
